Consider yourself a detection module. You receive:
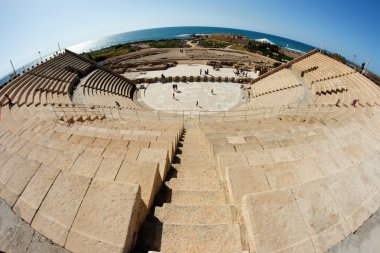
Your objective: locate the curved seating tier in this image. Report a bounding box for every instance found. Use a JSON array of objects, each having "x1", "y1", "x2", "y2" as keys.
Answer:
[
  {"x1": 199, "y1": 110, "x2": 380, "y2": 253},
  {"x1": 292, "y1": 53, "x2": 355, "y2": 83},
  {"x1": 83, "y1": 69, "x2": 136, "y2": 98},
  {"x1": 0, "y1": 106, "x2": 183, "y2": 253}
]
